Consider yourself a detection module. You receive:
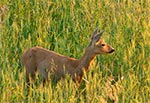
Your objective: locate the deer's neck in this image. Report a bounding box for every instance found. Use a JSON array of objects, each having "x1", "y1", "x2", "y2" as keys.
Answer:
[
  {"x1": 74, "y1": 47, "x2": 96, "y2": 77},
  {"x1": 78, "y1": 49, "x2": 96, "y2": 71}
]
